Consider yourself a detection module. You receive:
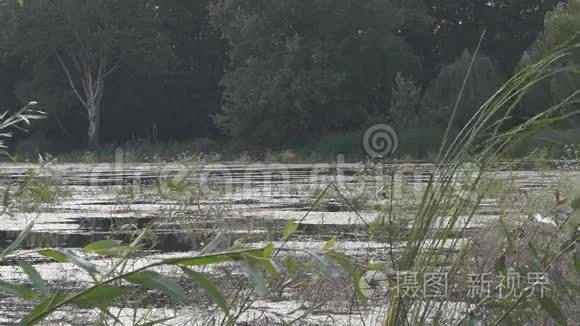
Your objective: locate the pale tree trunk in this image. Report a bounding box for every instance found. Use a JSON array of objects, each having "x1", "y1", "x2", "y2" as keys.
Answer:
[
  {"x1": 85, "y1": 69, "x2": 103, "y2": 149},
  {"x1": 87, "y1": 98, "x2": 100, "y2": 149},
  {"x1": 55, "y1": 50, "x2": 109, "y2": 150}
]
